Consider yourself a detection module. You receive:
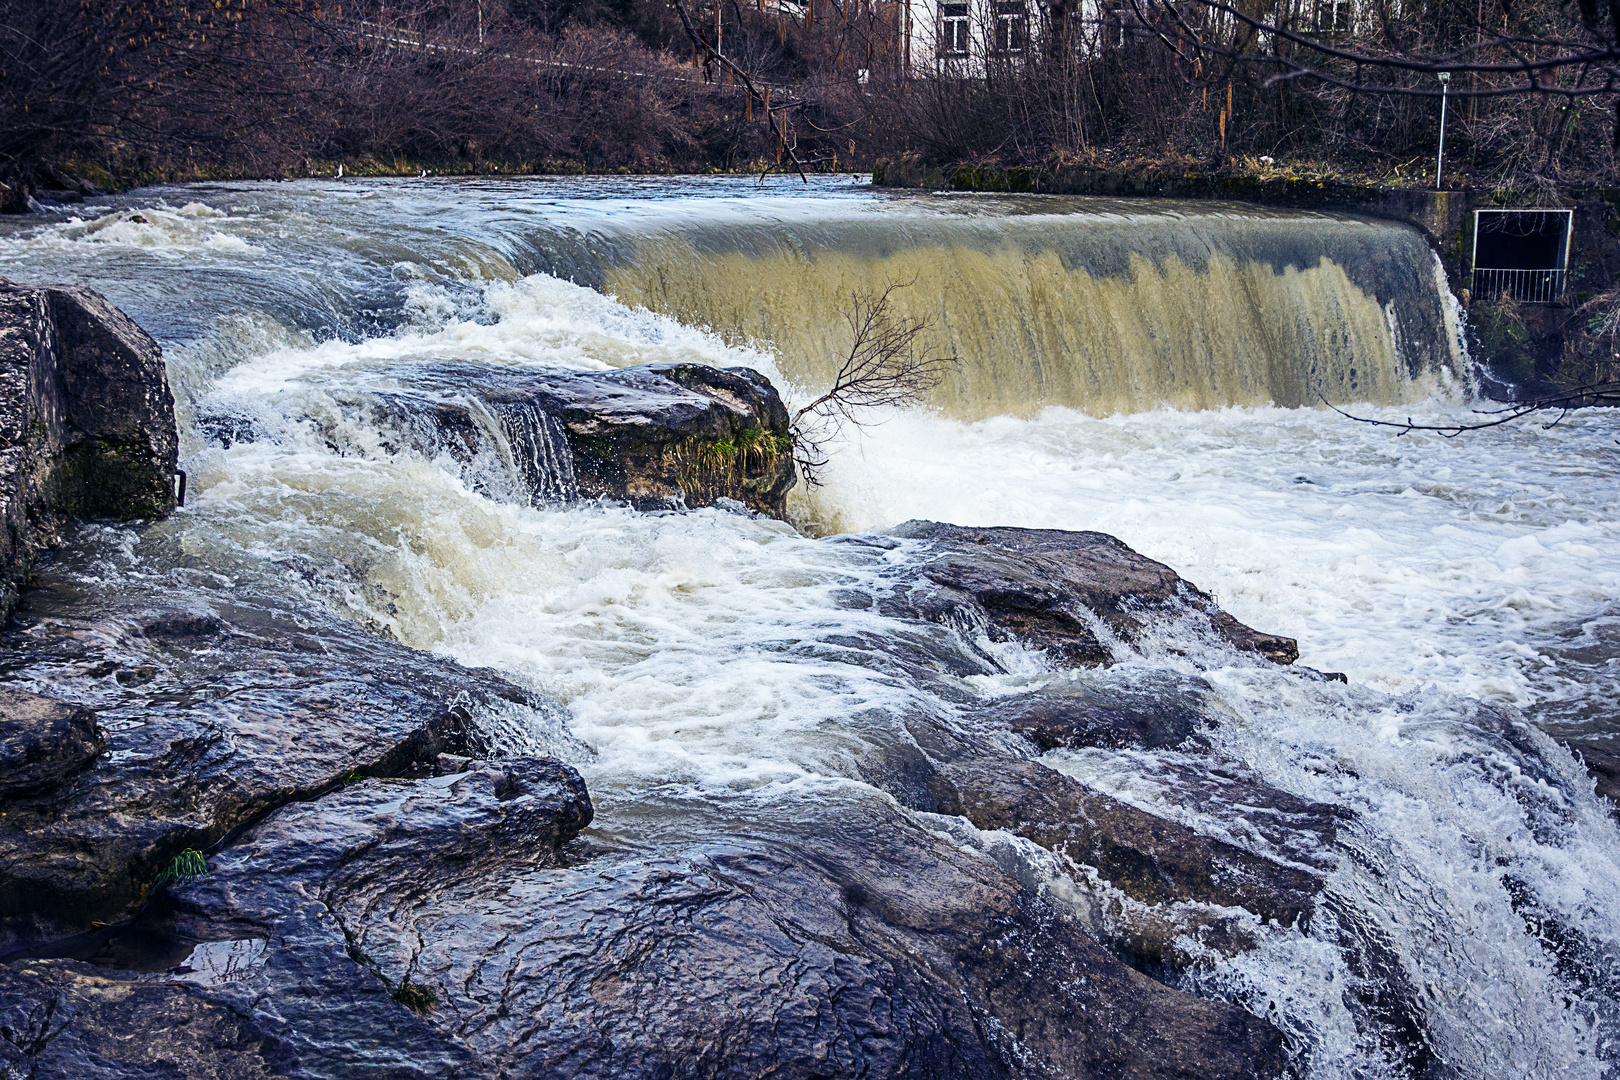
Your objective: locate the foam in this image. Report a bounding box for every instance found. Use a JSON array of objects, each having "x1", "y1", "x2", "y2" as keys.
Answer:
[{"x1": 2, "y1": 176, "x2": 1616, "y2": 1076}]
